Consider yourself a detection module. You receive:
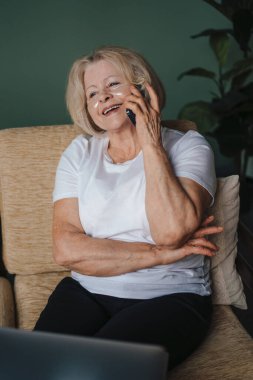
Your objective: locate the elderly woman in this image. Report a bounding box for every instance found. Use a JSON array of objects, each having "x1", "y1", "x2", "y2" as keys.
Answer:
[{"x1": 34, "y1": 46, "x2": 222, "y2": 369}]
